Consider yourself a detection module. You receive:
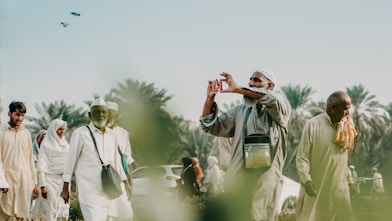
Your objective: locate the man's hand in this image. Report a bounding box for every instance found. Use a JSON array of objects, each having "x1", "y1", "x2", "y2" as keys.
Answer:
[
  {"x1": 32, "y1": 185, "x2": 39, "y2": 200},
  {"x1": 124, "y1": 180, "x2": 132, "y2": 201},
  {"x1": 60, "y1": 182, "x2": 70, "y2": 204},
  {"x1": 41, "y1": 186, "x2": 48, "y2": 199},
  {"x1": 2, "y1": 188, "x2": 8, "y2": 194},
  {"x1": 304, "y1": 181, "x2": 317, "y2": 197},
  {"x1": 220, "y1": 72, "x2": 240, "y2": 93},
  {"x1": 349, "y1": 183, "x2": 357, "y2": 199}
]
